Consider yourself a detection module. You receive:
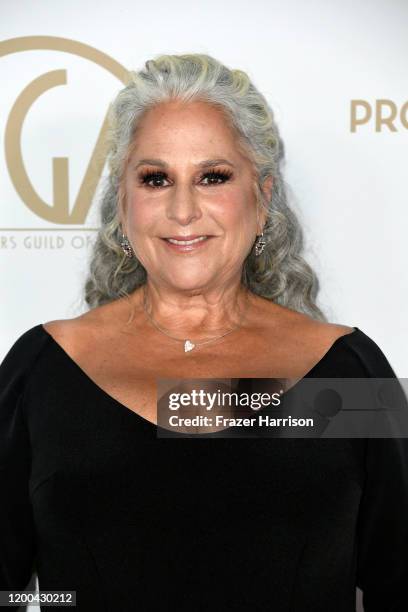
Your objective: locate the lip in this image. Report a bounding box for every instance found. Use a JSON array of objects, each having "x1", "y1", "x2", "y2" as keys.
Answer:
[
  {"x1": 160, "y1": 235, "x2": 215, "y2": 252},
  {"x1": 162, "y1": 234, "x2": 212, "y2": 240}
]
